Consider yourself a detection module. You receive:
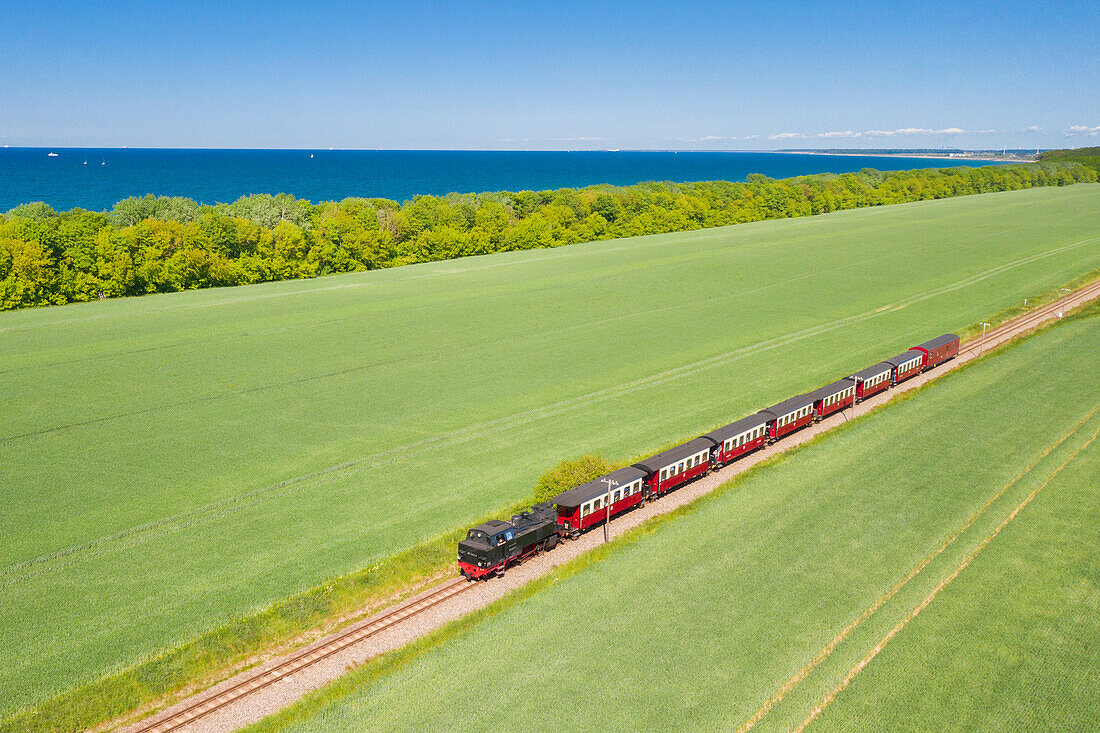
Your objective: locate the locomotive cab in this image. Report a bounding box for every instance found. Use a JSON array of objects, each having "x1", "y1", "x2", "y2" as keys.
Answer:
[
  {"x1": 457, "y1": 520, "x2": 511, "y2": 575},
  {"x1": 457, "y1": 505, "x2": 559, "y2": 579}
]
